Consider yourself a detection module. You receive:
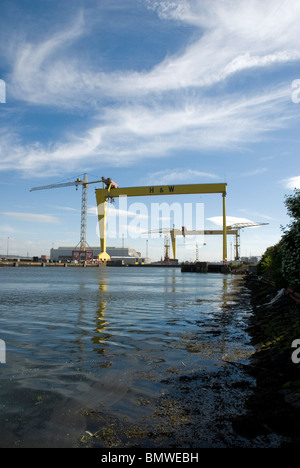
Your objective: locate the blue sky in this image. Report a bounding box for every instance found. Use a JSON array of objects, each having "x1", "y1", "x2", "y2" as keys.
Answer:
[{"x1": 0, "y1": 0, "x2": 299, "y2": 262}]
